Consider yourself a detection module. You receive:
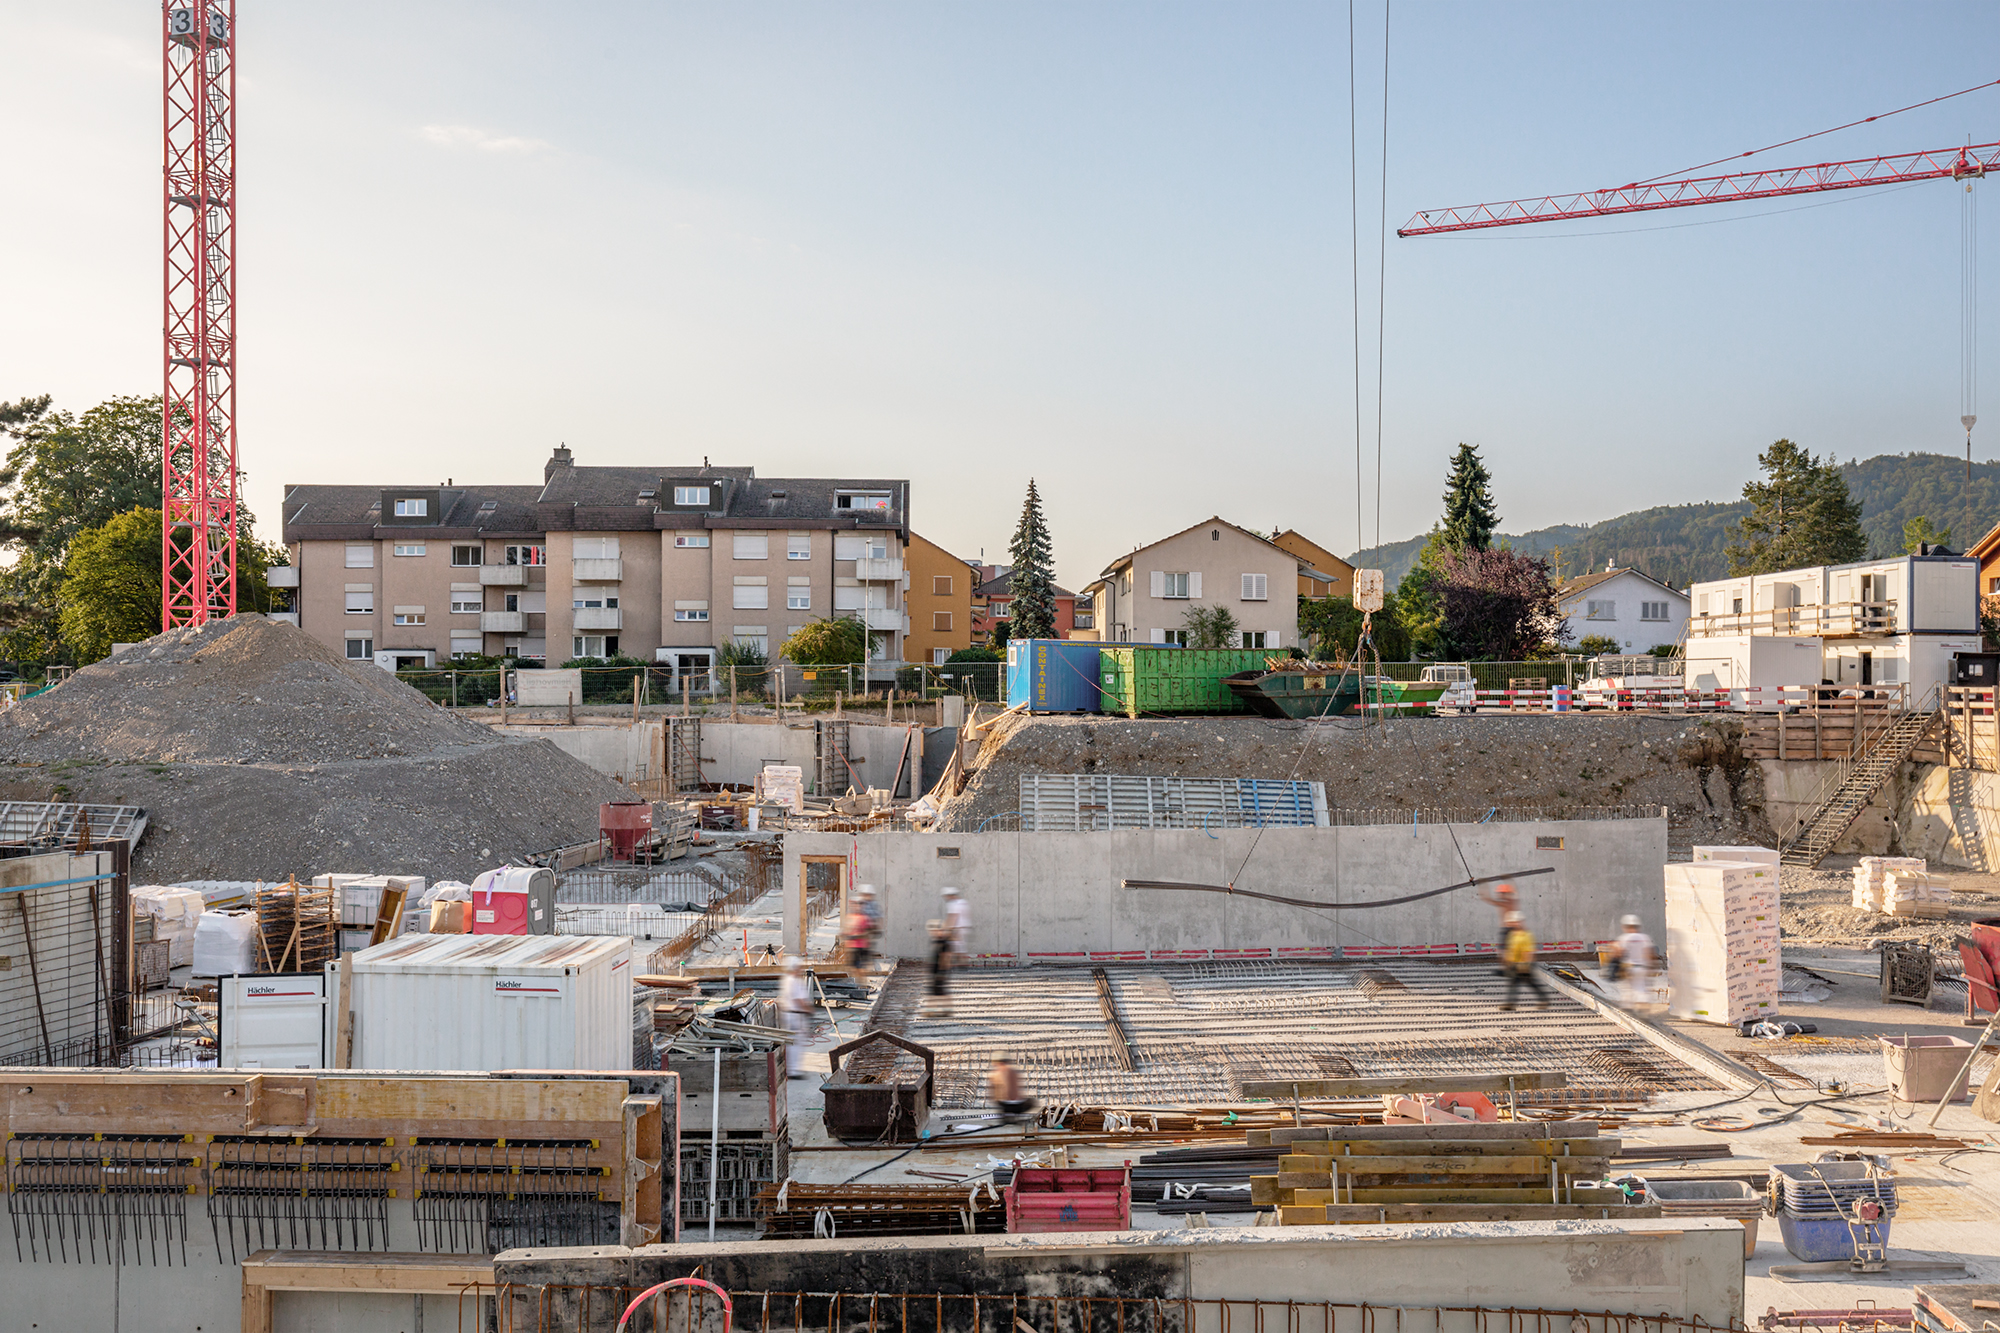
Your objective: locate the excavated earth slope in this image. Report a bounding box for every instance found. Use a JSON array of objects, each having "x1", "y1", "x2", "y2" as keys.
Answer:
[
  {"x1": 933, "y1": 709, "x2": 1773, "y2": 849},
  {"x1": 0, "y1": 616, "x2": 633, "y2": 884}
]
